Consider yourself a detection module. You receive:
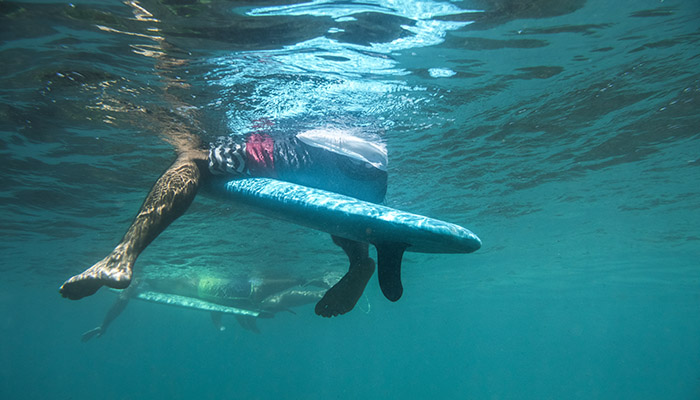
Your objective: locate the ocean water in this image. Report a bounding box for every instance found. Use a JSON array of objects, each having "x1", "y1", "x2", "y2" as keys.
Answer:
[{"x1": 1, "y1": 0, "x2": 699, "y2": 398}]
